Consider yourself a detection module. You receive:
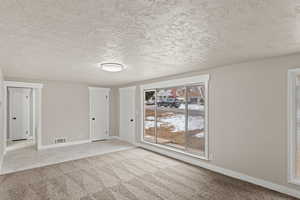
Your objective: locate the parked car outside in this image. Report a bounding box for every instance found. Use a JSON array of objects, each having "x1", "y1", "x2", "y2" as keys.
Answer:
[{"x1": 157, "y1": 98, "x2": 181, "y2": 108}]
